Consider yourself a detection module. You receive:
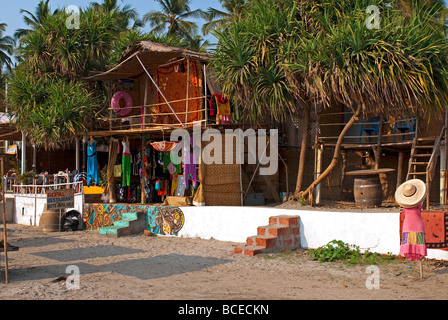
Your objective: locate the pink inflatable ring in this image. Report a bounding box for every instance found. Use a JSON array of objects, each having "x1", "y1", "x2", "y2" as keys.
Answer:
[{"x1": 111, "y1": 91, "x2": 133, "y2": 116}]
